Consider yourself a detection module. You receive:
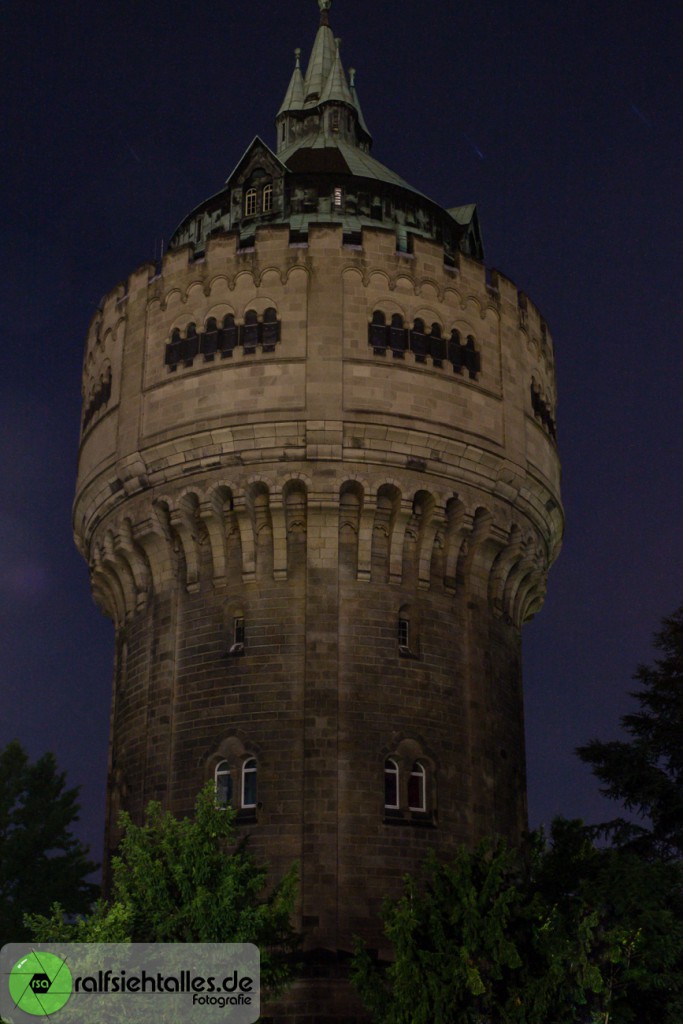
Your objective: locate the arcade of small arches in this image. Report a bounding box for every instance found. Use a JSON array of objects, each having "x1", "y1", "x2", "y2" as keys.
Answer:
[
  {"x1": 87, "y1": 478, "x2": 552, "y2": 629},
  {"x1": 368, "y1": 310, "x2": 481, "y2": 378},
  {"x1": 164, "y1": 308, "x2": 281, "y2": 371}
]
